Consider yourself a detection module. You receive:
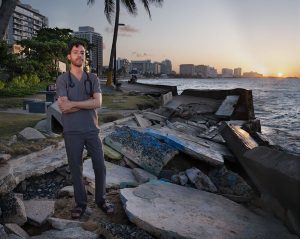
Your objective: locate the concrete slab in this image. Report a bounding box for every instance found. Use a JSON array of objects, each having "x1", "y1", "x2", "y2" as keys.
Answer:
[
  {"x1": 120, "y1": 180, "x2": 297, "y2": 239},
  {"x1": 164, "y1": 95, "x2": 221, "y2": 113},
  {"x1": 103, "y1": 144, "x2": 122, "y2": 160},
  {"x1": 83, "y1": 159, "x2": 137, "y2": 189},
  {"x1": 104, "y1": 126, "x2": 178, "y2": 175},
  {"x1": 132, "y1": 168, "x2": 157, "y2": 184},
  {"x1": 215, "y1": 95, "x2": 239, "y2": 118},
  {"x1": 145, "y1": 127, "x2": 224, "y2": 166},
  {"x1": 134, "y1": 113, "x2": 152, "y2": 128},
  {"x1": 220, "y1": 122, "x2": 258, "y2": 160},
  {"x1": 243, "y1": 146, "x2": 300, "y2": 235},
  {"x1": 5, "y1": 223, "x2": 30, "y2": 239},
  {"x1": 30, "y1": 227, "x2": 99, "y2": 239},
  {"x1": 23, "y1": 200, "x2": 55, "y2": 226},
  {"x1": 47, "y1": 217, "x2": 83, "y2": 230}
]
